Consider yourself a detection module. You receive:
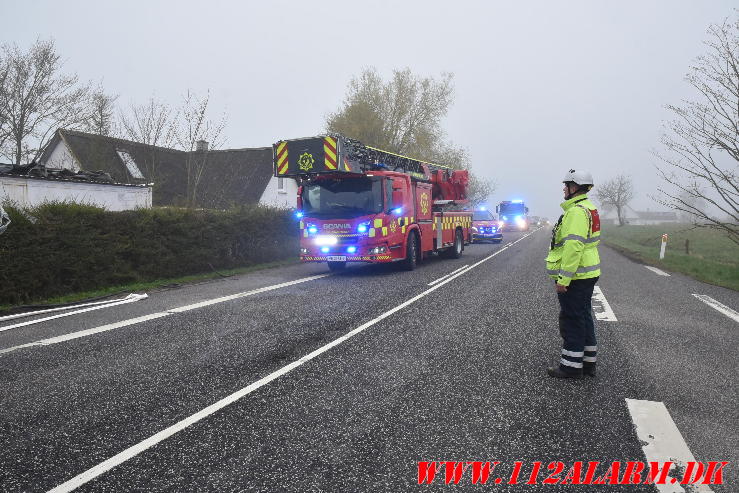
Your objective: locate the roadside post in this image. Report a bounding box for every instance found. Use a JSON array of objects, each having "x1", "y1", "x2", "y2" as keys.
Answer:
[{"x1": 660, "y1": 234, "x2": 668, "y2": 260}]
